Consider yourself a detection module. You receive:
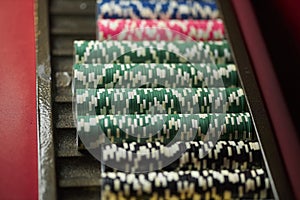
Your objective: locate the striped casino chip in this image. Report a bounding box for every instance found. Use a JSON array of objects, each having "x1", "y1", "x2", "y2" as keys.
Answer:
[
  {"x1": 75, "y1": 88, "x2": 245, "y2": 115},
  {"x1": 73, "y1": 63, "x2": 238, "y2": 89},
  {"x1": 100, "y1": 169, "x2": 271, "y2": 199},
  {"x1": 74, "y1": 40, "x2": 232, "y2": 64},
  {"x1": 77, "y1": 113, "x2": 252, "y2": 145},
  {"x1": 98, "y1": 140, "x2": 261, "y2": 172},
  {"x1": 97, "y1": 0, "x2": 219, "y2": 19},
  {"x1": 97, "y1": 19, "x2": 224, "y2": 41}
]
